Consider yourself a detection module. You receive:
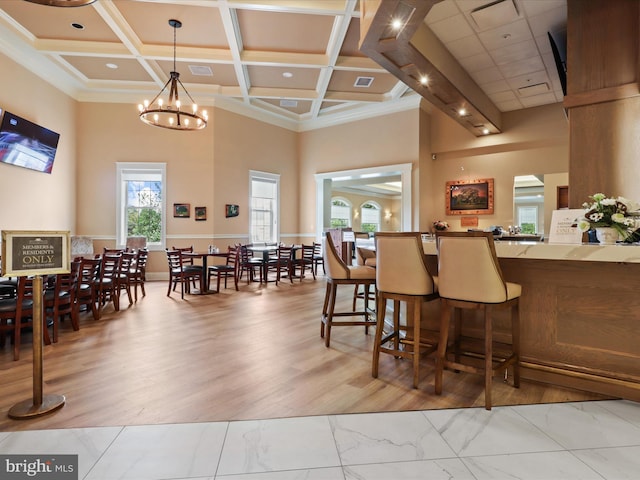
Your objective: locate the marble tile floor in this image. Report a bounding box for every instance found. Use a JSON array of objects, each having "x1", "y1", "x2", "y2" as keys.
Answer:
[{"x1": 1, "y1": 400, "x2": 639, "y2": 480}]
